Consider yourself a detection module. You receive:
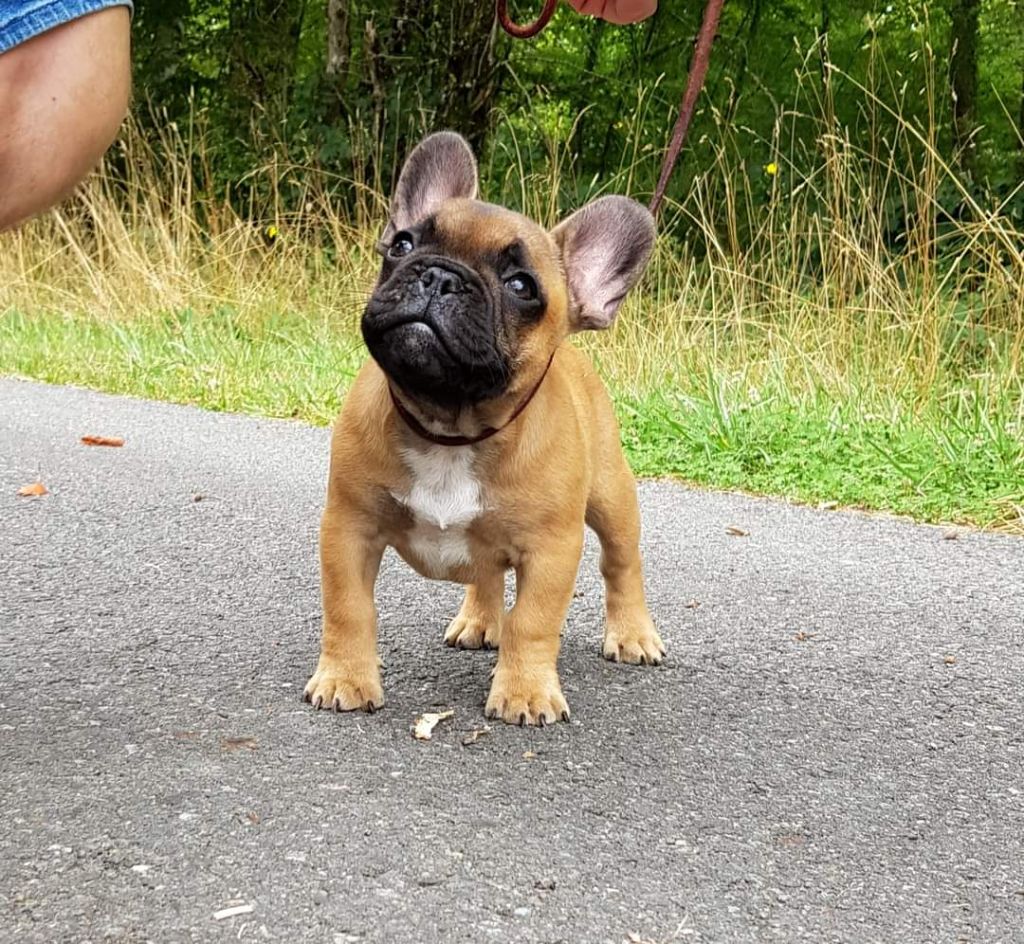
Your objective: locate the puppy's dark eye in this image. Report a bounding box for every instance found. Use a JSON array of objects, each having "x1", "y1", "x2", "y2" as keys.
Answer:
[
  {"x1": 388, "y1": 231, "x2": 414, "y2": 258},
  {"x1": 504, "y1": 273, "x2": 537, "y2": 301}
]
